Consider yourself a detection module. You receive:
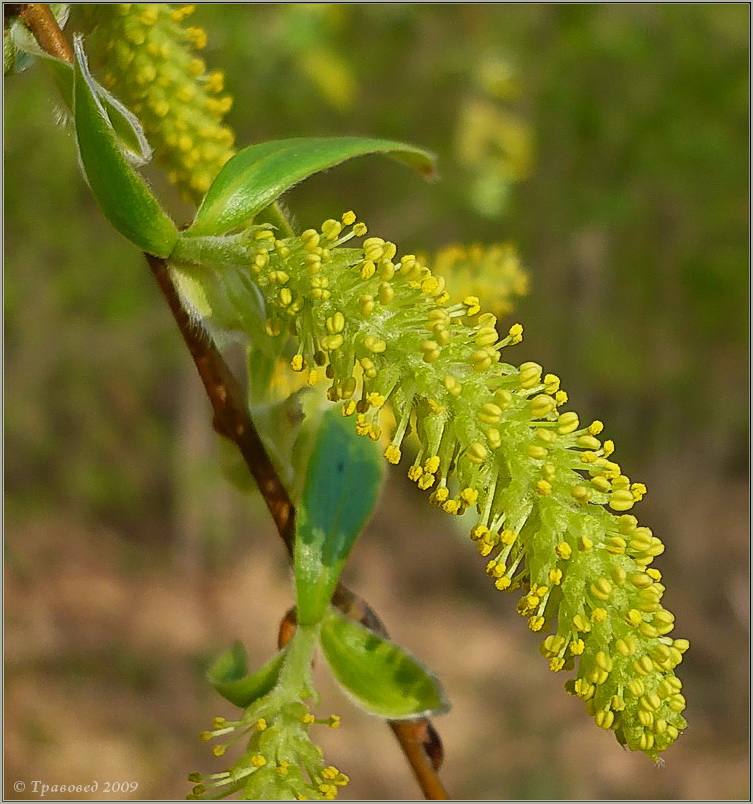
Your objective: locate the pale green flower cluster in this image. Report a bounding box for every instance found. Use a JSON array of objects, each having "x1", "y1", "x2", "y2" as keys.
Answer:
[
  {"x1": 190, "y1": 707, "x2": 347, "y2": 801},
  {"x1": 172, "y1": 212, "x2": 688, "y2": 759}
]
